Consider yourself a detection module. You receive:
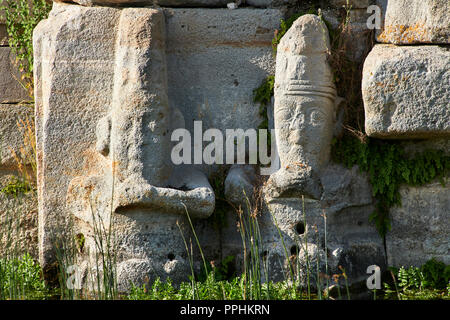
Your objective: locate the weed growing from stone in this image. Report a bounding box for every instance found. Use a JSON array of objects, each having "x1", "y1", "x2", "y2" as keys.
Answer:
[
  {"x1": 1, "y1": 0, "x2": 51, "y2": 97},
  {"x1": 332, "y1": 136, "x2": 449, "y2": 237}
]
